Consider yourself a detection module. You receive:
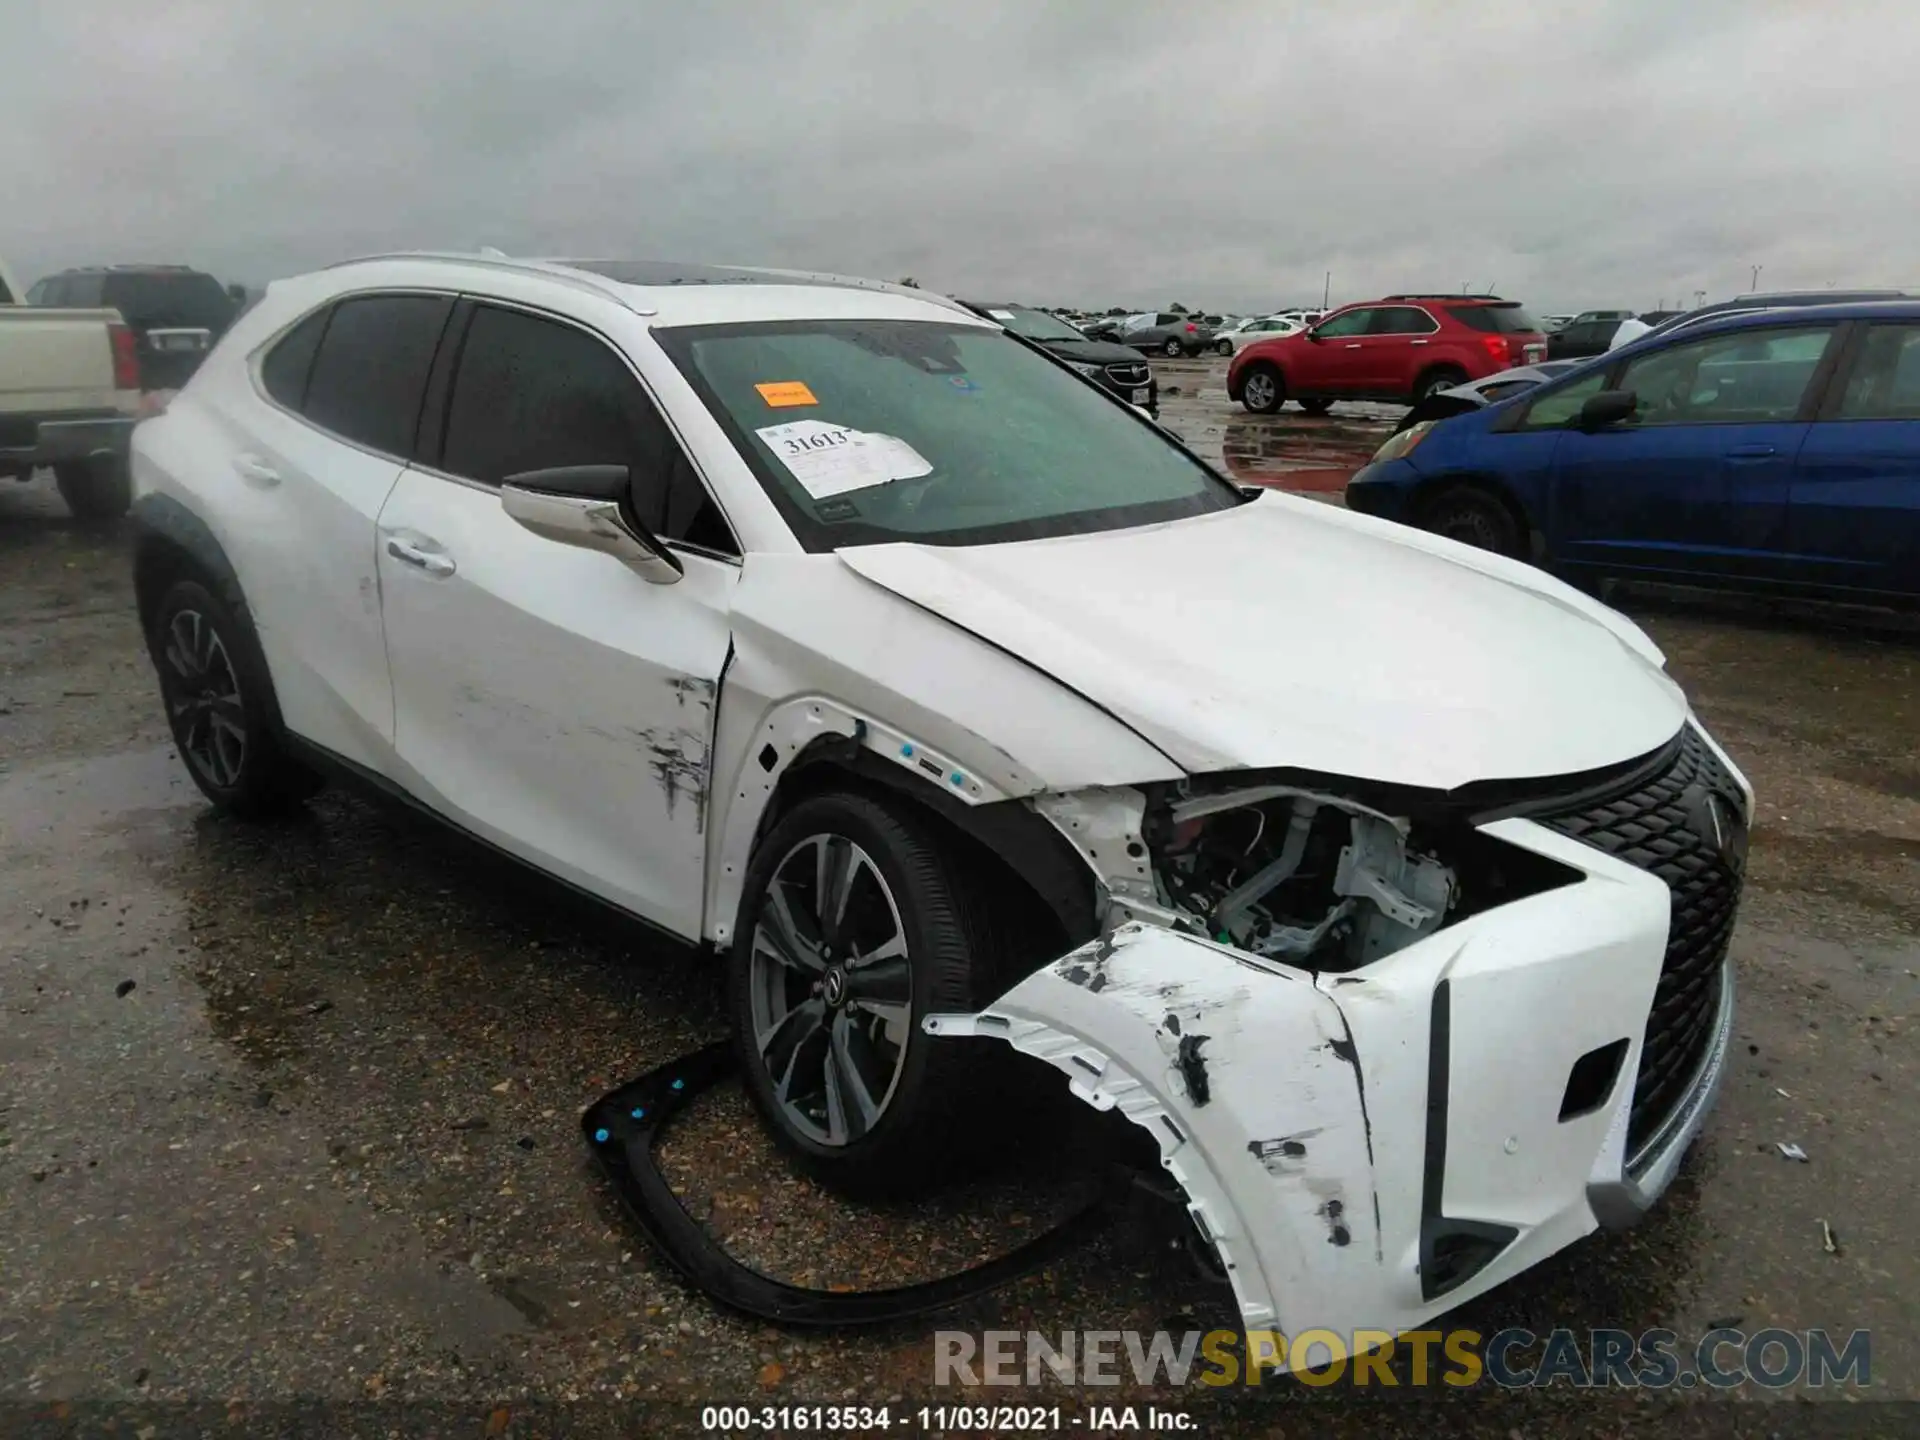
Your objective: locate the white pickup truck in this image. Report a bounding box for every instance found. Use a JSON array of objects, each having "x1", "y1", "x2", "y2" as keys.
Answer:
[{"x1": 0, "y1": 256, "x2": 141, "y2": 518}]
